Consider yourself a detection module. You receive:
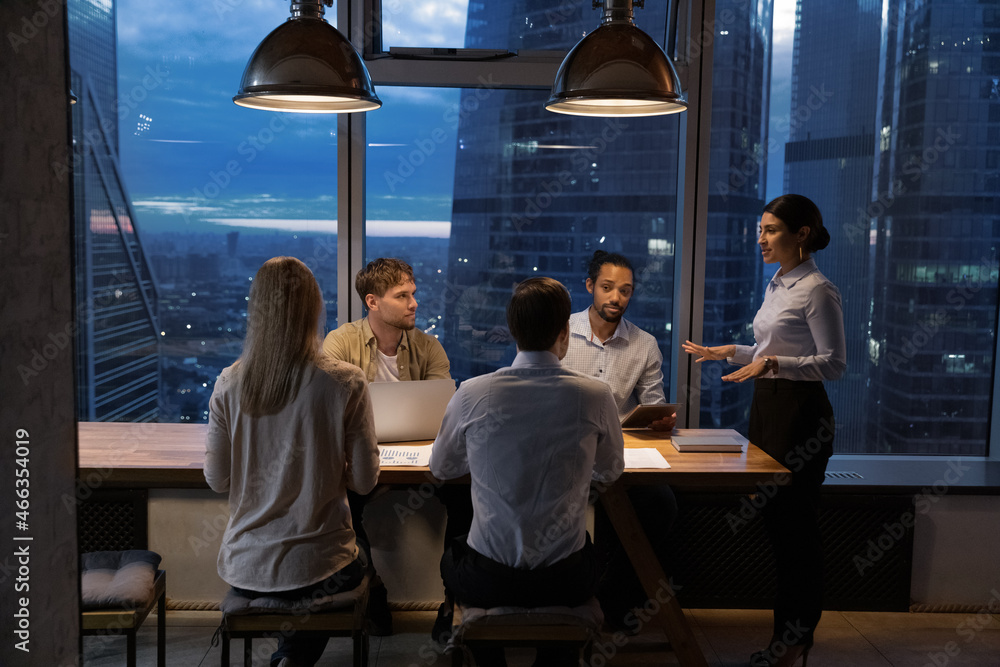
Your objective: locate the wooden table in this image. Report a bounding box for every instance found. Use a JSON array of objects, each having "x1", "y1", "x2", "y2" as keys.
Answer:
[
  {"x1": 77, "y1": 422, "x2": 785, "y2": 489},
  {"x1": 77, "y1": 421, "x2": 789, "y2": 666}
]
